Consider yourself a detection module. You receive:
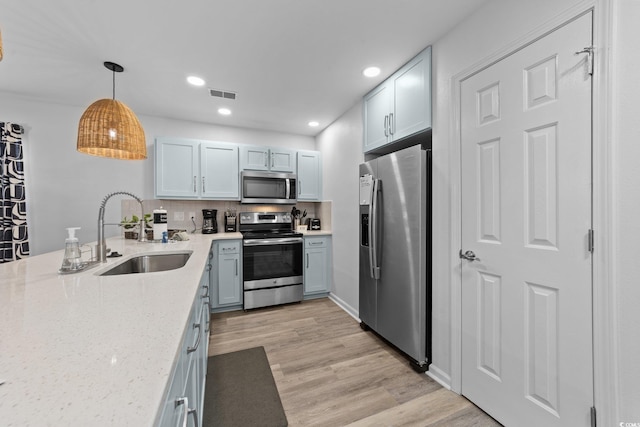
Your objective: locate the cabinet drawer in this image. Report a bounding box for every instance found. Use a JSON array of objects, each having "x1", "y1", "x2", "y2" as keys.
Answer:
[
  {"x1": 305, "y1": 237, "x2": 327, "y2": 249},
  {"x1": 218, "y1": 241, "x2": 240, "y2": 255}
]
